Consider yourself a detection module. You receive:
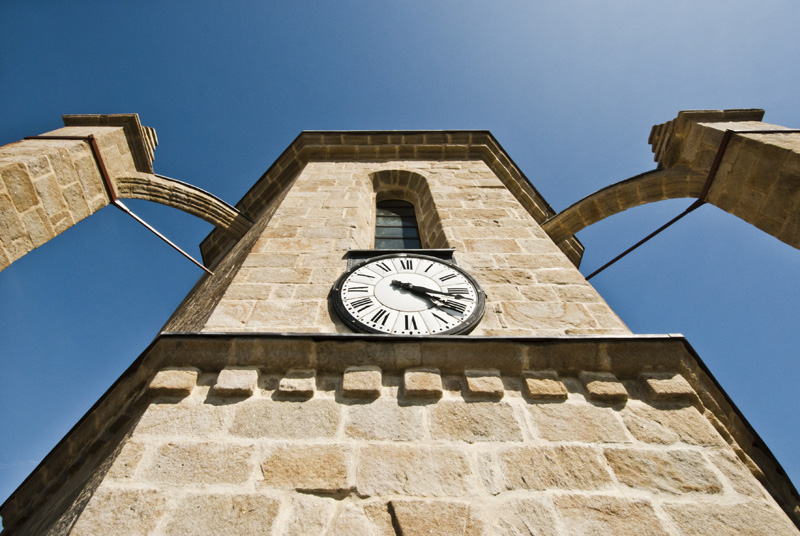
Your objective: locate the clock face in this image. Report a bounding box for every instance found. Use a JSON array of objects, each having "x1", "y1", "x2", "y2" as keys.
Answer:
[{"x1": 331, "y1": 254, "x2": 485, "y2": 335}]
